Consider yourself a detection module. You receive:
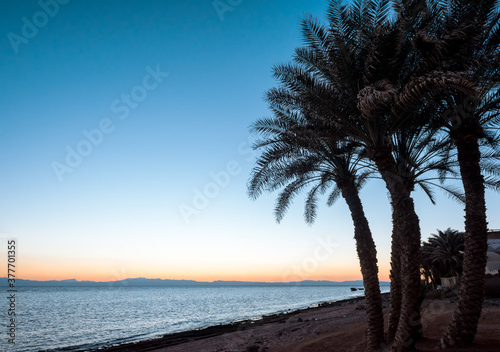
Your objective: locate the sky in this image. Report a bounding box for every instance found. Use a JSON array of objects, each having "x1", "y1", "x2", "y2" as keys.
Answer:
[{"x1": 1, "y1": 0, "x2": 499, "y2": 283}]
